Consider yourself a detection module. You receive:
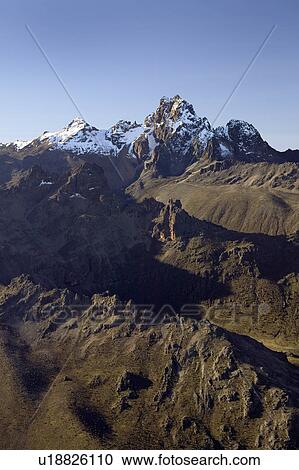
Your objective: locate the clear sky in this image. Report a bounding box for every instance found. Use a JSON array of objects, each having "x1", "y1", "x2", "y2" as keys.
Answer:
[{"x1": 0, "y1": 0, "x2": 298, "y2": 150}]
